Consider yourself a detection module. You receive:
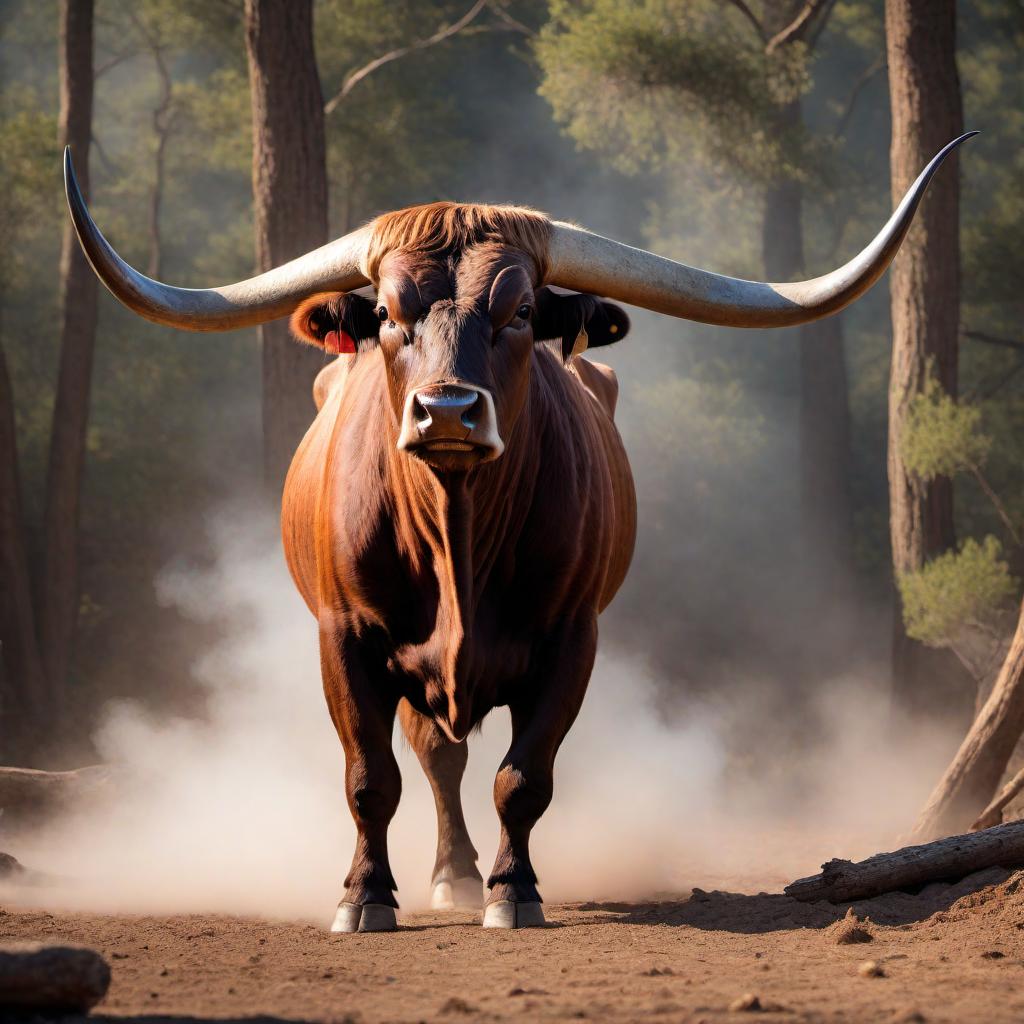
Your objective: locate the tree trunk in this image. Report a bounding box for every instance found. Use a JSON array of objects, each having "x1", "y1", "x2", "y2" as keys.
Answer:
[
  {"x1": 39, "y1": 0, "x2": 98, "y2": 727},
  {"x1": 244, "y1": 0, "x2": 328, "y2": 493},
  {"x1": 146, "y1": 46, "x2": 173, "y2": 280},
  {"x1": 0, "y1": 342, "x2": 46, "y2": 755},
  {"x1": 914, "y1": 597, "x2": 1024, "y2": 841},
  {"x1": 799, "y1": 314, "x2": 854, "y2": 598},
  {"x1": 762, "y1": 95, "x2": 855, "y2": 636},
  {"x1": 885, "y1": 0, "x2": 967, "y2": 714}
]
